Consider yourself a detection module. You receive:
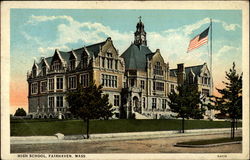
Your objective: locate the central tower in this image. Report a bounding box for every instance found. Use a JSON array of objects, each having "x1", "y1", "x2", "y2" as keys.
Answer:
[{"x1": 134, "y1": 16, "x2": 147, "y2": 46}]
